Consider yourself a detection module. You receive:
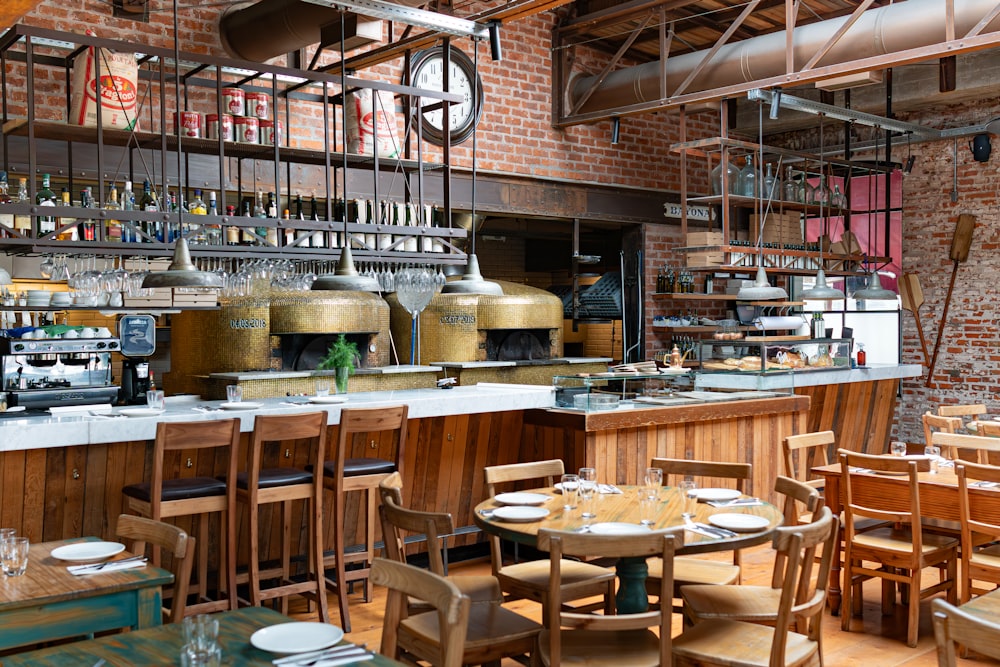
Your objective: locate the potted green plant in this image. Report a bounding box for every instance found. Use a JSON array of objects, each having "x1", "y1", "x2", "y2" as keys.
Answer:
[{"x1": 317, "y1": 334, "x2": 359, "y2": 393}]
